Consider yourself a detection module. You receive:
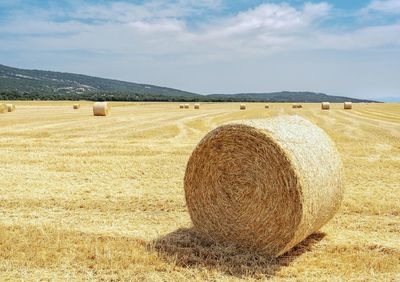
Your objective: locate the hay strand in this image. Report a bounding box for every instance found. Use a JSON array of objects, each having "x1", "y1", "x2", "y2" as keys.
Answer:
[
  {"x1": 5, "y1": 104, "x2": 16, "y2": 112},
  {"x1": 184, "y1": 115, "x2": 343, "y2": 257},
  {"x1": 240, "y1": 104, "x2": 246, "y2": 110},
  {"x1": 93, "y1": 102, "x2": 110, "y2": 116},
  {"x1": 321, "y1": 102, "x2": 330, "y2": 110},
  {"x1": 344, "y1": 102, "x2": 352, "y2": 110}
]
